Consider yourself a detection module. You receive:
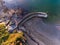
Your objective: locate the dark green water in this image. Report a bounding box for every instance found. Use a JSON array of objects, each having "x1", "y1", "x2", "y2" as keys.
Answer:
[
  {"x1": 28, "y1": 0, "x2": 60, "y2": 22},
  {"x1": 4, "y1": 0, "x2": 60, "y2": 22}
]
